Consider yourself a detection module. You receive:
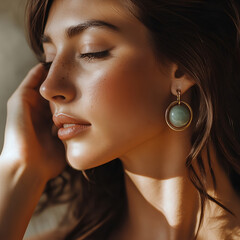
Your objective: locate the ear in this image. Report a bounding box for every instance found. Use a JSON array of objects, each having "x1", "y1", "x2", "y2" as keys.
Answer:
[{"x1": 170, "y1": 64, "x2": 196, "y2": 96}]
